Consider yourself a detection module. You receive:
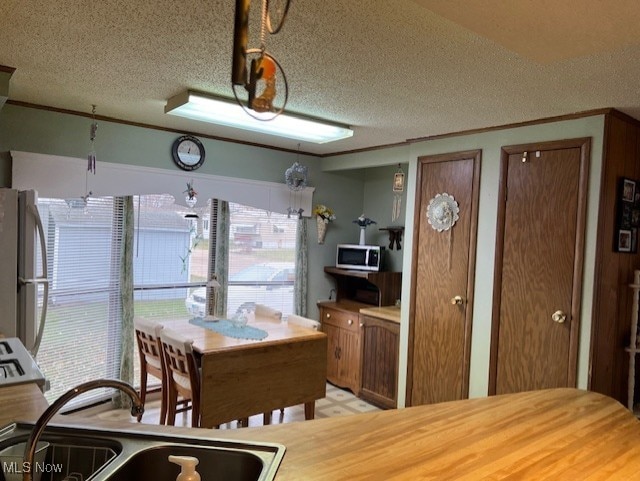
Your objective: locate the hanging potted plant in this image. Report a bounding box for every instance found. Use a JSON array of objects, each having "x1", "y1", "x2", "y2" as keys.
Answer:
[{"x1": 313, "y1": 204, "x2": 336, "y2": 244}]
